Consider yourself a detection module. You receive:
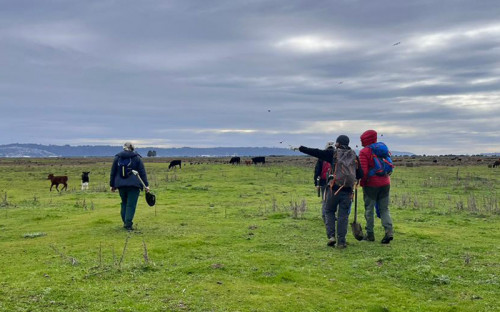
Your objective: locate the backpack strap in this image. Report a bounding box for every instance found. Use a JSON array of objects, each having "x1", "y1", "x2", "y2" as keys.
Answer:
[{"x1": 329, "y1": 151, "x2": 338, "y2": 190}]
